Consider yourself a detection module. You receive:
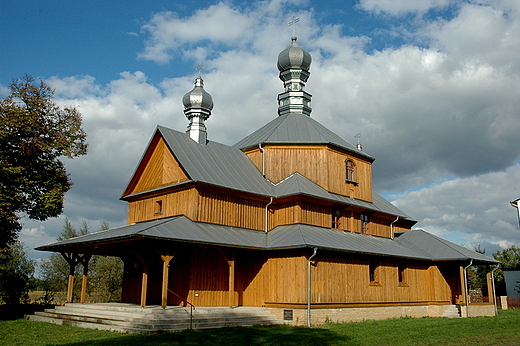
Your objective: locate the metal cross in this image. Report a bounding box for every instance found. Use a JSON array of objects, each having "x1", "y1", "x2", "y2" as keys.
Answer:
[
  {"x1": 196, "y1": 63, "x2": 204, "y2": 77},
  {"x1": 288, "y1": 16, "x2": 300, "y2": 37}
]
